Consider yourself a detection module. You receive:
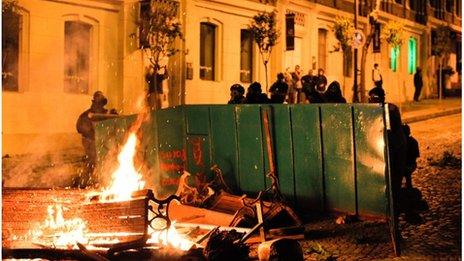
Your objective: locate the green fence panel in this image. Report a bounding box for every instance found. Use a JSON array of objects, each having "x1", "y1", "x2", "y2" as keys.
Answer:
[
  {"x1": 95, "y1": 116, "x2": 135, "y2": 179},
  {"x1": 321, "y1": 105, "x2": 356, "y2": 213},
  {"x1": 209, "y1": 106, "x2": 240, "y2": 192},
  {"x1": 185, "y1": 106, "x2": 210, "y2": 135},
  {"x1": 354, "y1": 105, "x2": 388, "y2": 216},
  {"x1": 184, "y1": 106, "x2": 212, "y2": 181},
  {"x1": 95, "y1": 104, "x2": 390, "y2": 219},
  {"x1": 291, "y1": 105, "x2": 324, "y2": 212},
  {"x1": 260, "y1": 105, "x2": 274, "y2": 190},
  {"x1": 236, "y1": 105, "x2": 266, "y2": 194},
  {"x1": 156, "y1": 107, "x2": 186, "y2": 196},
  {"x1": 271, "y1": 105, "x2": 295, "y2": 204},
  {"x1": 142, "y1": 111, "x2": 160, "y2": 189},
  {"x1": 186, "y1": 135, "x2": 211, "y2": 181}
]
